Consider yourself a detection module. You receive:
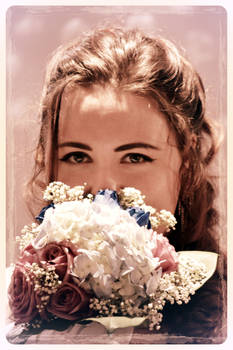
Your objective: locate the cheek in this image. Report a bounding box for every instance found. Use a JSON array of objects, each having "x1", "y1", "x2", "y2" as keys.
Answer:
[
  {"x1": 132, "y1": 161, "x2": 181, "y2": 214},
  {"x1": 149, "y1": 179, "x2": 180, "y2": 213},
  {"x1": 132, "y1": 173, "x2": 180, "y2": 213}
]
